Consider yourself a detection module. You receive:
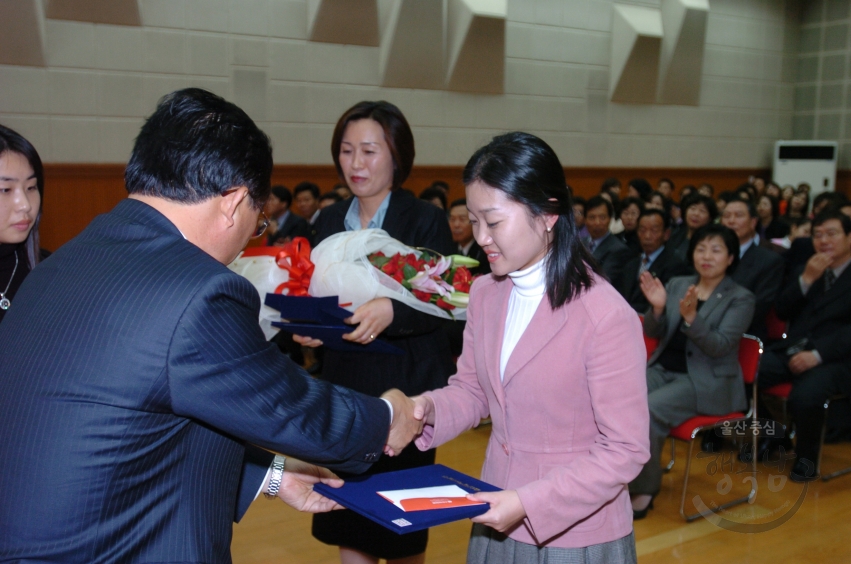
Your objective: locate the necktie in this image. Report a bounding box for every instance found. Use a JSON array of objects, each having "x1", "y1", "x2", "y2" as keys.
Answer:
[
  {"x1": 638, "y1": 255, "x2": 650, "y2": 277},
  {"x1": 824, "y1": 269, "x2": 836, "y2": 293}
]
